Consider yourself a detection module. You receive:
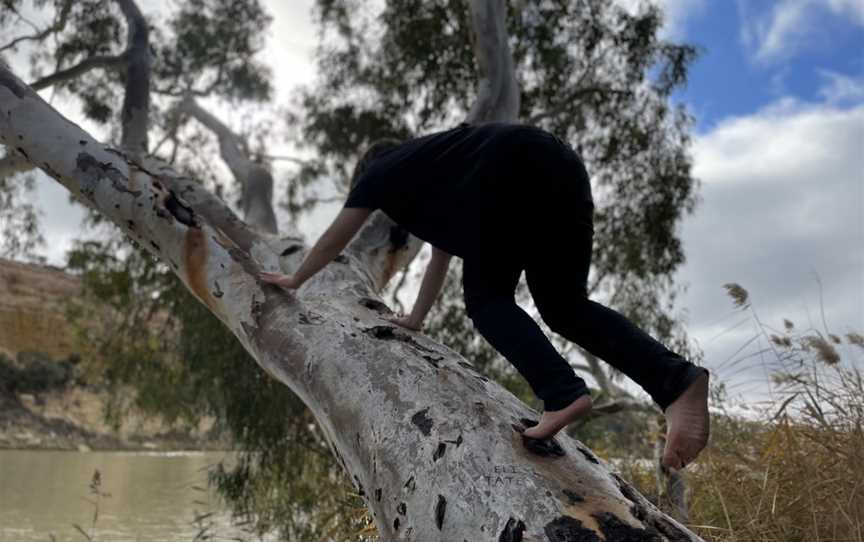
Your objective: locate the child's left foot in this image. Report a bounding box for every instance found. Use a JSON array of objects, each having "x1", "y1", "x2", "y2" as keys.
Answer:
[{"x1": 522, "y1": 394, "x2": 593, "y2": 440}]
